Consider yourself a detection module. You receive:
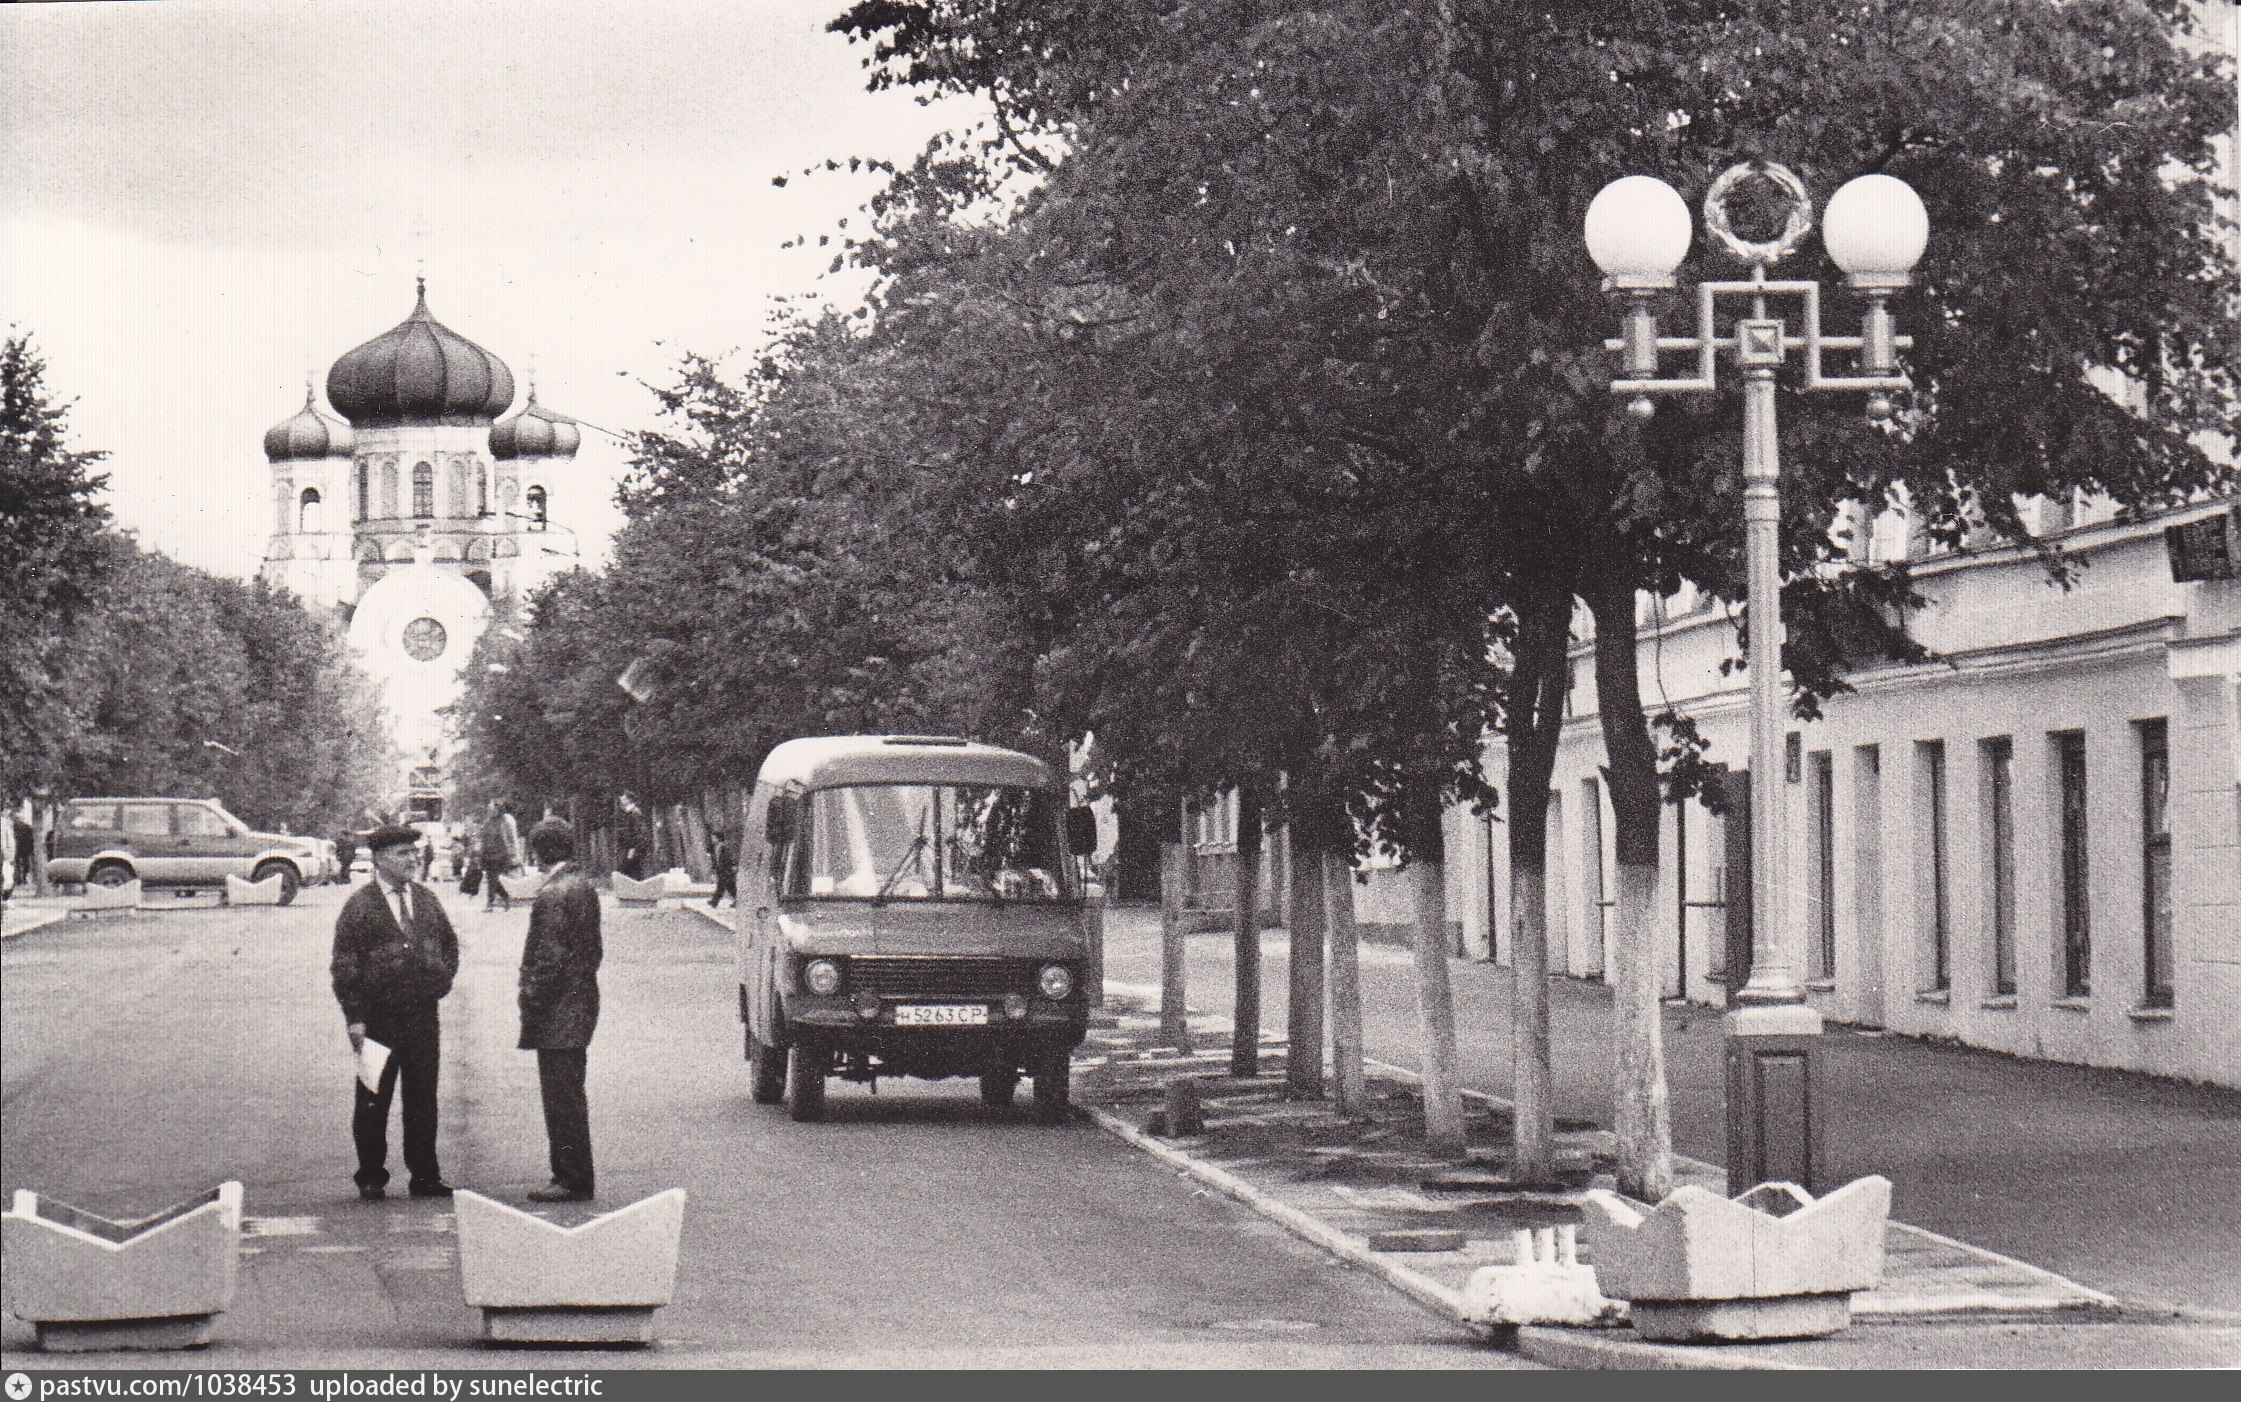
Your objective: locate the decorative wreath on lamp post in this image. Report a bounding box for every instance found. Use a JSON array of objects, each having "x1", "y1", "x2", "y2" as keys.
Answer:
[{"x1": 1702, "y1": 161, "x2": 1815, "y2": 269}]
